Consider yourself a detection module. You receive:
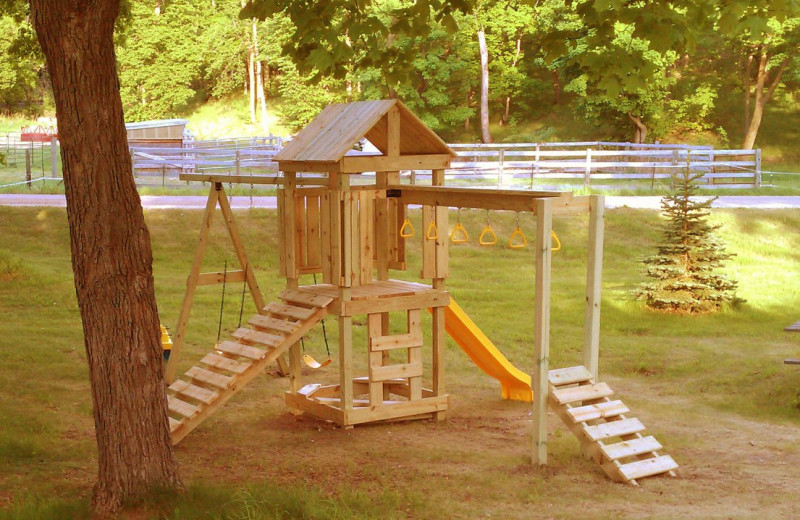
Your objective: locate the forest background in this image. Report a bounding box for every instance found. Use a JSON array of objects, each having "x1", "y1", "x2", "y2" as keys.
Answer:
[{"x1": 0, "y1": 0, "x2": 798, "y2": 165}]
